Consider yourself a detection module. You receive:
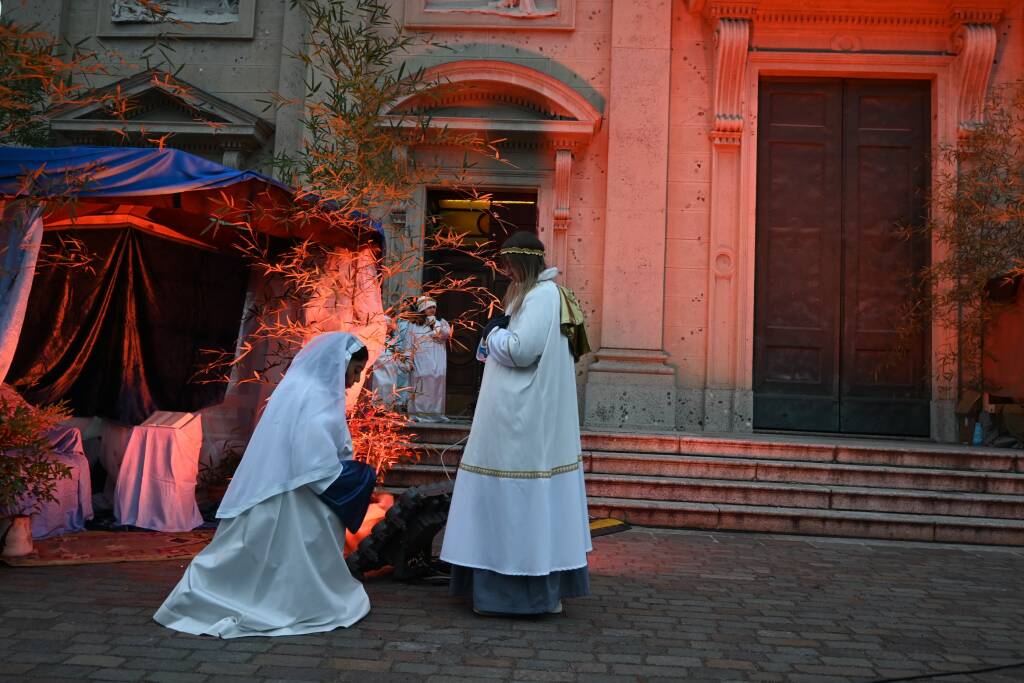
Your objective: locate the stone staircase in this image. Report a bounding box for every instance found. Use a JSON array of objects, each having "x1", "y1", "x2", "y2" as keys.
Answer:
[{"x1": 385, "y1": 422, "x2": 1024, "y2": 546}]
